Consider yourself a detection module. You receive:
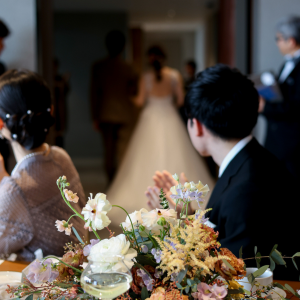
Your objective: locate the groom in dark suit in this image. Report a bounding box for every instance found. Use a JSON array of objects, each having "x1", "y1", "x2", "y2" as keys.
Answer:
[{"x1": 146, "y1": 64, "x2": 298, "y2": 279}]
